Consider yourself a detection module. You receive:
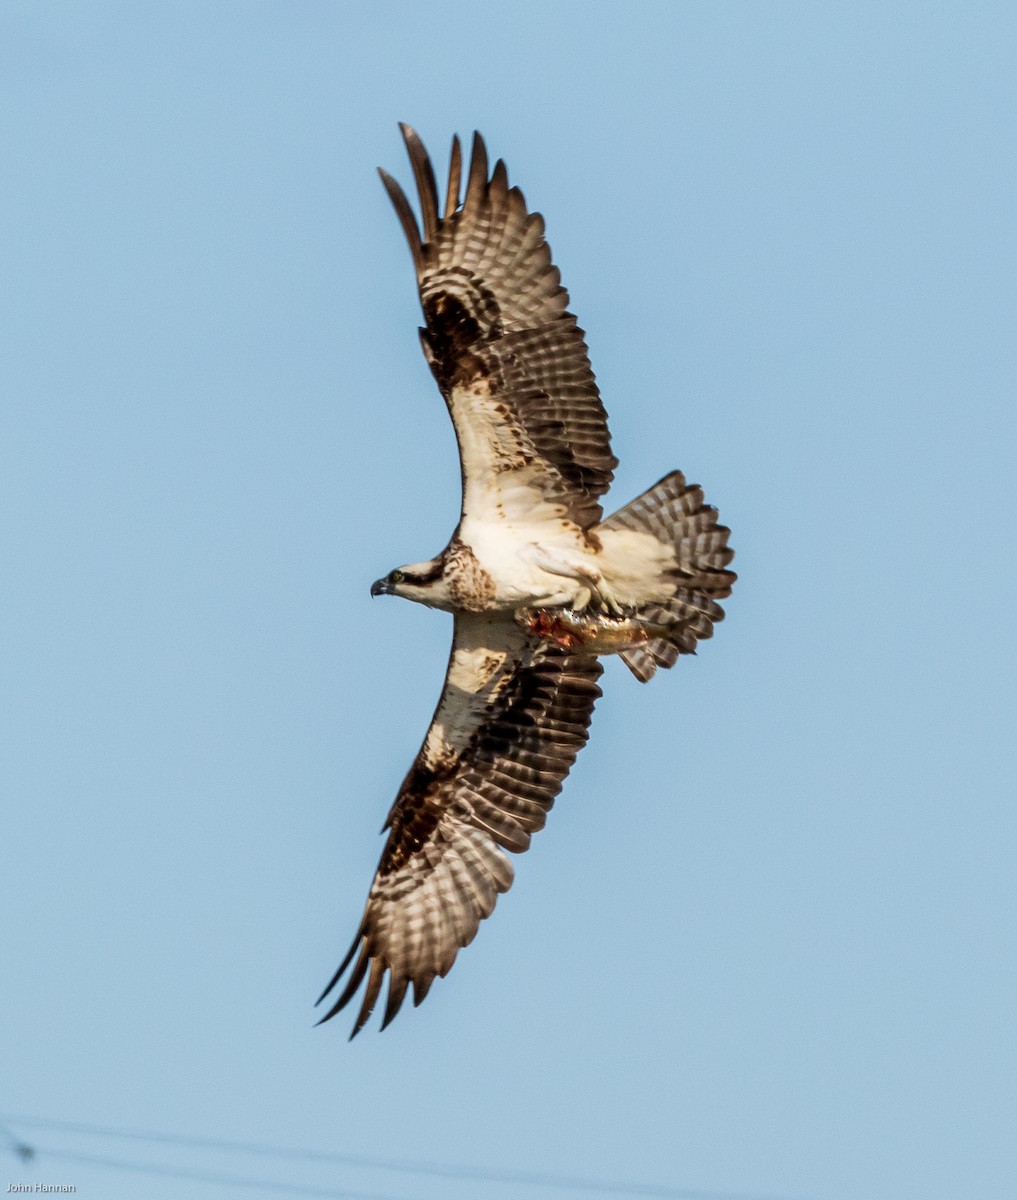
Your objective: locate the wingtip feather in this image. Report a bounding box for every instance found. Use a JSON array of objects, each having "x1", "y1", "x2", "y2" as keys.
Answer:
[
  {"x1": 465, "y1": 131, "x2": 489, "y2": 207},
  {"x1": 349, "y1": 957, "x2": 386, "y2": 1038},
  {"x1": 380, "y1": 972, "x2": 410, "y2": 1031},
  {"x1": 315, "y1": 928, "x2": 361, "y2": 1007},
  {"x1": 445, "y1": 133, "x2": 462, "y2": 219},
  {"x1": 400, "y1": 122, "x2": 440, "y2": 243},
  {"x1": 378, "y1": 167, "x2": 424, "y2": 273}
]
